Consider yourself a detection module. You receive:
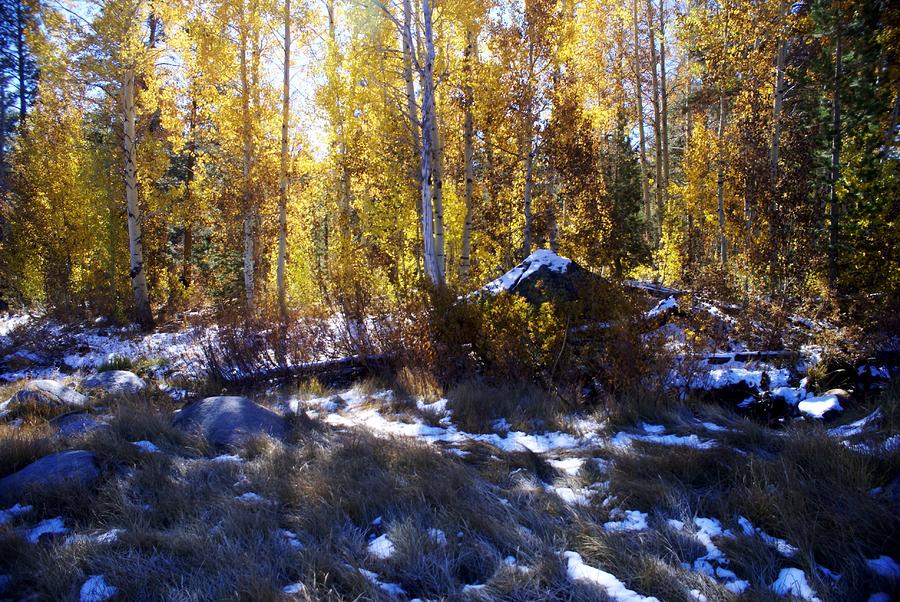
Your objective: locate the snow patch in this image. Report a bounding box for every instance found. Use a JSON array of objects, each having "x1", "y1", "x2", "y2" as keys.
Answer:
[
  {"x1": 797, "y1": 394, "x2": 842, "y2": 419},
  {"x1": 367, "y1": 533, "x2": 396, "y2": 559},
  {"x1": 604, "y1": 509, "x2": 649, "y2": 532},
  {"x1": 564, "y1": 551, "x2": 659, "y2": 601},
  {"x1": 79, "y1": 575, "x2": 117, "y2": 602},
  {"x1": 26, "y1": 517, "x2": 69, "y2": 543},
  {"x1": 770, "y1": 568, "x2": 821, "y2": 601}
]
